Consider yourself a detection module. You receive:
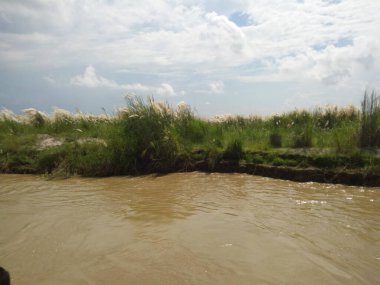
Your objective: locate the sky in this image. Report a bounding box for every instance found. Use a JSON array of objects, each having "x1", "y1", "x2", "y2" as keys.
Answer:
[{"x1": 0, "y1": 0, "x2": 380, "y2": 116}]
